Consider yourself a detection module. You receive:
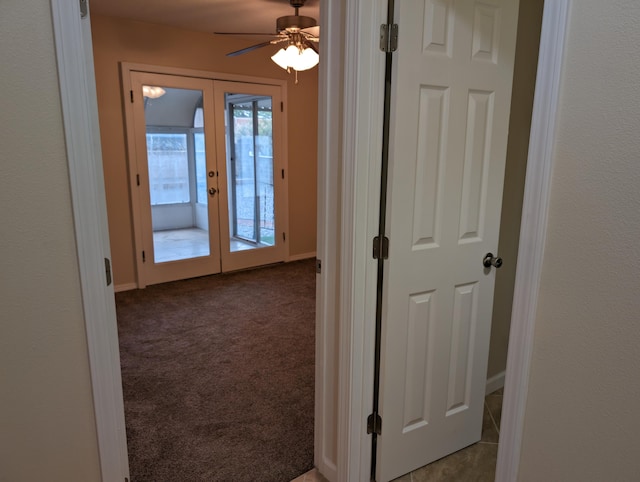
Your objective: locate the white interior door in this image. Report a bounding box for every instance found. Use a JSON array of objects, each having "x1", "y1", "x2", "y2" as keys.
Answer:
[
  {"x1": 129, "y1": 72, "x2": 221, "y2": 286},
  {"x1": 378, "y1": 0, "x2": 519, "y2": 480},
  {"x1": 213, "y1": 81, "x2": 288, "y2": 272}
]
